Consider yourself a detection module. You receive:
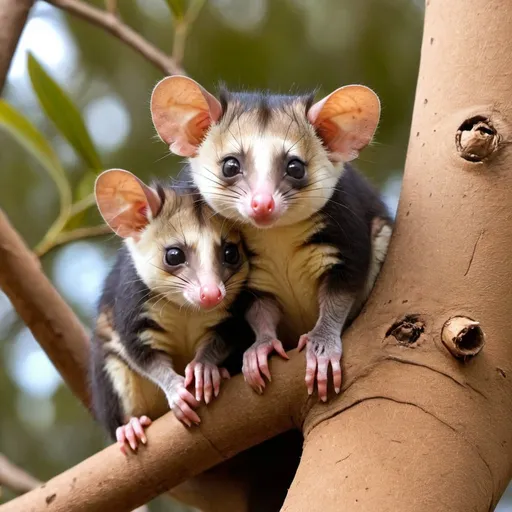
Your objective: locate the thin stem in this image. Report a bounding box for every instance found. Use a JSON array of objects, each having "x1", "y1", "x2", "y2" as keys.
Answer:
[
  {"x1": 171, "y1": 0, "x2": 206, "y2": 66},
  {"x1": 171, "y1": 21, "x2": 188, "y2": 66},
  {"x1": 0, "y1": 453, "x2": 41, "y2": 496},
  {"x1": 44, "y1": 0, "x2": 186, "y2": 76},
  {"x1": 35, "y1": 224, "x2": 111, "y2": 257},
  {"x1": 33, "y1": 177, "x2": 73, "y2": 259},
  {"x1": 69, "y1": 193, "x2": 96, "y2": 218},
  {"x1": 104, "y1": 0, "x2": 117, "y2": 16}
]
